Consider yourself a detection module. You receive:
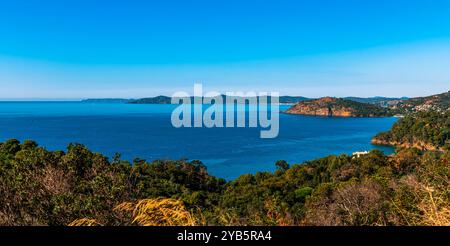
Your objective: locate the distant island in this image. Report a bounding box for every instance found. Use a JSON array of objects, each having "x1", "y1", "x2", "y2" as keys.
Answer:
[
  {"x1": 83, "y1": 95, "x2": 311, "y2": 104},
  {"x1": 81, "y1": 98, "x2": 134, "y2": 103},
  {"x1": 82, "y1": 95, "x2": 405, "y2": 106},
  {"x1": 128, "y1": 96, "x2": 172, "y2": 104}
]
